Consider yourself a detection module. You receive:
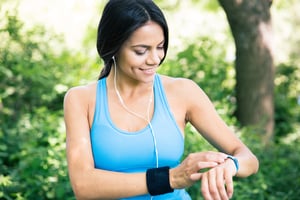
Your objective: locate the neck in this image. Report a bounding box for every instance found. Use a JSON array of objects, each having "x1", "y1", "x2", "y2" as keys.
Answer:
[{"x1": 112, "y1": 62, "x2": 154, "y2": 122}]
